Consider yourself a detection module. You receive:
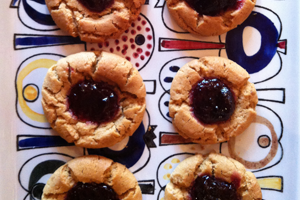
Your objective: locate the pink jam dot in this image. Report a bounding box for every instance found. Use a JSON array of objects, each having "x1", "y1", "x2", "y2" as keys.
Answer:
[
  {"x1": 138, "y1": 17, "x2": 141, "y2": 21},
  {"x1": 135, "y1": 63, "x2": 139, "y2": 67},
  {"x1": 125, "y1": 29, "x2": 129, "y2": 33},
  {"x1": 137, "y1": 48, "x2": 143, "y2": 54},
  {"x1": 131, "y1": 44, "x2": 136, "y2": 49},
  {"x1": 130, "y1": 38, "x2": 134, "y2": 43},
  {"x1": 115, "y1": 40, "x2": 119, "y2": 45},
  {"x1": 142, "y1": 20, "x2": 146, "y2": 25},
  {"x1": 126, "y1": 56, "x2": 131, "y2": 61},
  {"x1": 147, "y1": 35, "x2": 152, "y2": 40},
  {"x1": 122, "y1": 36, "x2": 128, "y2": 42},
  {"x1": 137, "y1": 26, "x2": 141, "y2": 31},
  {"x1": 123, "y1": 44, "x2": 128, "y2": 50},
  {"x1": 122, "y1": 49, "x2": 127, "y2": 55},
  {"x1": 146, "y1": 27, "x2": 150, "y2": 32},
  {"x1": 131, "y1": 23, "x2": 135, "y2": 27},
  {"x1": 116, "y1": 46, "x2": 120, "y2": 51},
  {"x1": 133, "y1": 53, "x2": 138, "y2": 58},
  {"x1": 131, "y1": 30, "x2": 136, "y2": 35},
  {"x1": 145, "y1": 51, "x2": 150, "y2": 57},
  {"x1": 110, "y1": 48, "x2": 114, "y2": 53},
  {"x1": 105, "y1": 41, "x2": 109, "y2": 47},
  {"x1": 90, "y1": 48, "x2": 95, "y2": 51},
  {"x1": 98, "y1": 43, "x2": 103, "y2": 48},
  {"x1": 147, "y1": 44, "x2": 152, "y2": 49},
  {"x1": 140, "y1": 55, "x2": 145, "y2": 60}
]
